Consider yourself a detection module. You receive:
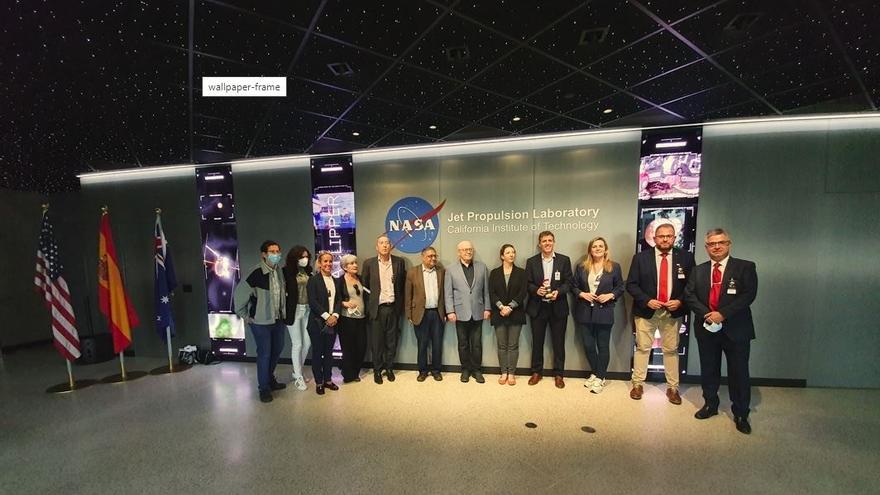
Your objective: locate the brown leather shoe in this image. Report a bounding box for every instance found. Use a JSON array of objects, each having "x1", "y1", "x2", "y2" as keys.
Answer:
[
  {"x1": 528, "y1": 373, "x2": 542, "y2": 386},
  {"x1": 666, "y1": 388, "x2": 682, "y2": 405},
  {"x1": 630, "y1": 385, "x2": 643, "y2": 400},
  {"x1": 555, "y1": 376, "x2": 565, "y2": 388}
]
